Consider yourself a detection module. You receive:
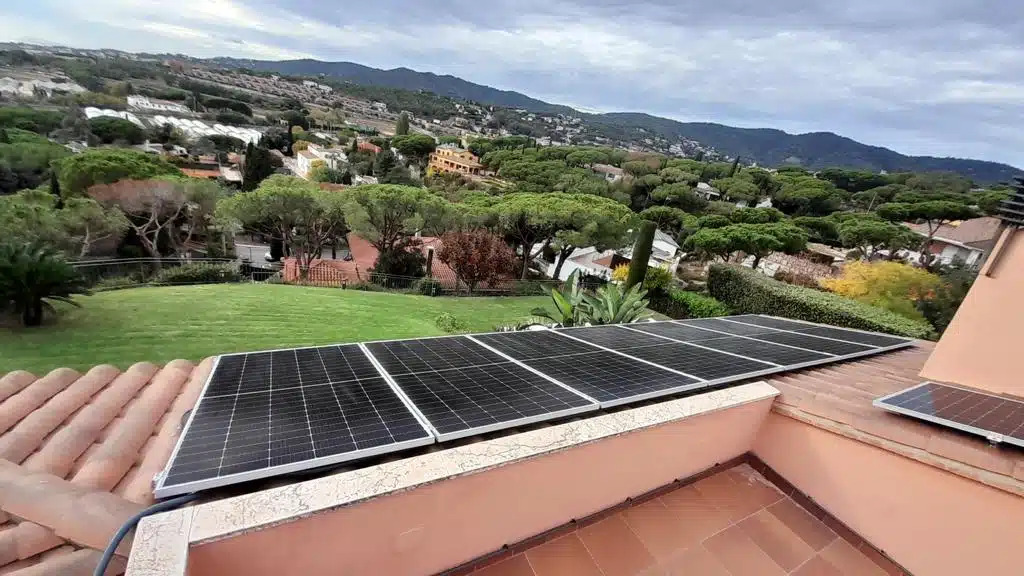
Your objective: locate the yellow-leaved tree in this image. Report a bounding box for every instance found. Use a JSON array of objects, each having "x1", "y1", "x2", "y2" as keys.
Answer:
[
  {"x1": 821, "y1": 261, "x2": 941, "y2": 321},
  {"x1": 611, "y1": 264, "x2": 630, "y2": 283}
]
